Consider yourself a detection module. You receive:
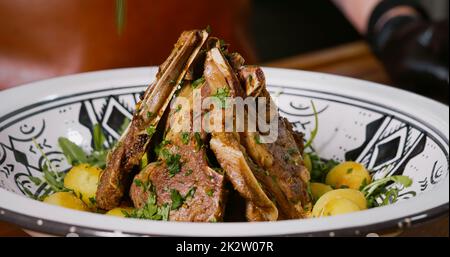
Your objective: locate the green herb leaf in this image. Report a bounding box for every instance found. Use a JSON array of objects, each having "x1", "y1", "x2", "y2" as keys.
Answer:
[
  {"x1": 194, "y1": 132, "x2": 203, "y2": 151},
  {"x1": 146, "y1": 126, "x2": 156, "y2": 137},
  {"x1": 89, "y1": 196, "x2": 96, "y2": 205},
  {"x1": 254, "y1": 134, "x2": 262, "y2": 144},
  {"x1": 205, "y1": 25, "x2": 212, "y2": 33},
  {"x1": 185, "y1": 187, "x2": 197, "y2": 199},
  {"x1": 304, "y1": 101, "x2": 319, "y2": 149},
  {"x1": 124, "y1": 181, "x2": 170, "y2": 221},
  {"x1": 192, "y1": 77, "x2": 205, "y2": 89},
  {"x1": 159, "y1": 149, "x2": 182, "y2": 177},
  {"x1": 170, "y1": 189, "x2": 184, "y2": 210},
  {"x1": 175, "y1": 104, "x2": 182, "y2": 113},
  {"x1": 181, "y1": 132, "x2": 190, "y2": 145},
  {"x1": 29, "y1": 176, "x2": 42, "y2": 186},
  {"x1": 212, "y1": 88, "x2": 230, "y2": 109},
  {"x1": 305, "y1": 152, "x2": 339, "y2": 183},
  {"x1": 206, "y1": 189, "x2": 214, "y2": 197},
  {"x1": 93, "y1": 124, "x2": 106, "y2": 151},
  {"x1": 361, "y1": 175, "x2": 413, "y2": 207},
  {"x1": 115, "y1": 0, "x2": 126, "y2": 35},
  {"x1": 58, "y1": 137, "x2": 88, "y2": 165},
  {"x1": 134, "y1": 179, "x2": 144, "y2": 188}
]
